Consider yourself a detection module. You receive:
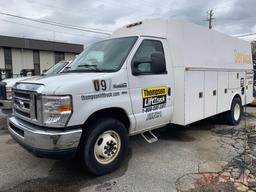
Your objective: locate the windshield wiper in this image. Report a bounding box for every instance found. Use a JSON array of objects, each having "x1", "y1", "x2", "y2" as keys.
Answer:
[
  {"x1": 63, "y1": 64, "x2": 104, "y2": 73},
  {"x1": 78, "y1": 64, "x2": 97, "y2": 68},
  {"x1": 77, "y1": 64, "x2": 103, "y2": 72}
]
